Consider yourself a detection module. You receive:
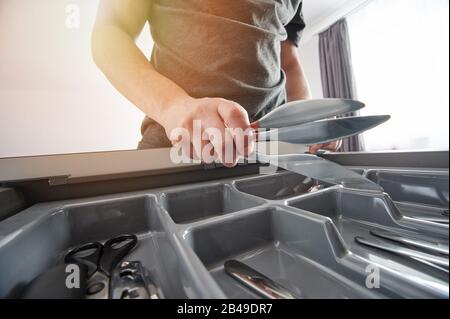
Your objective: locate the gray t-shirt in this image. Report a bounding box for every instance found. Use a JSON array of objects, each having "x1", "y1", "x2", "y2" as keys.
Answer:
[{"x1": 140, "y1": 0, "x2": 305, "y2": 148}]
